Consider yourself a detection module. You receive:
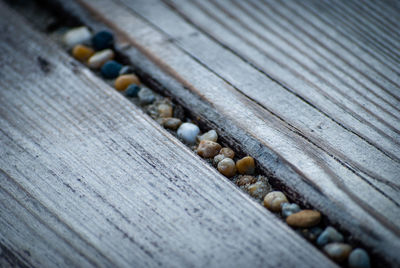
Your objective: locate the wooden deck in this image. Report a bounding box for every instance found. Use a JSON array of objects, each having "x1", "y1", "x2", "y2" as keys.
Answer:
[{"x1": 1, "y1": 0, "x2": 399, "y2": 267}]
